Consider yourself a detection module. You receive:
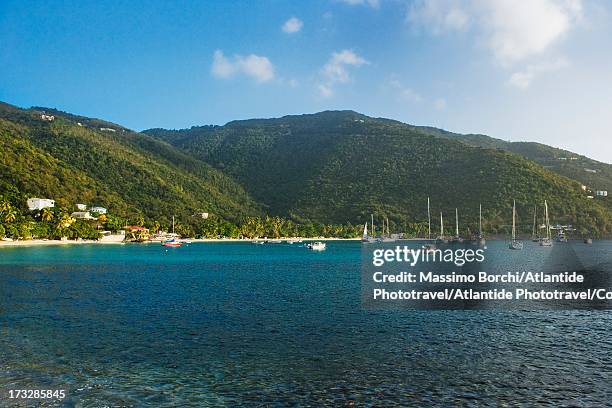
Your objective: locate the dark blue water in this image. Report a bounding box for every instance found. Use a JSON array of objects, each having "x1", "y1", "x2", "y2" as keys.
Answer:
[{"x1": 1, "y1": 241, "x2": 611, "y2": 406}]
